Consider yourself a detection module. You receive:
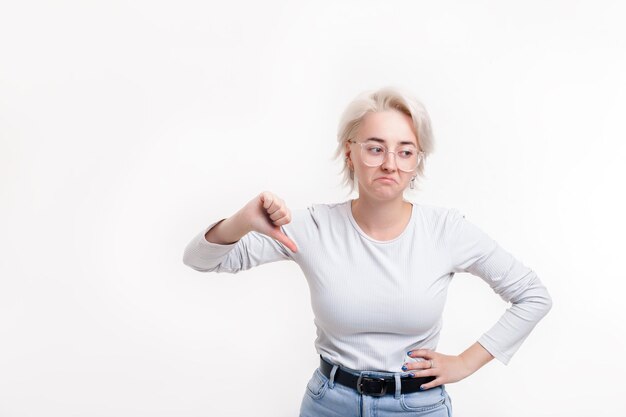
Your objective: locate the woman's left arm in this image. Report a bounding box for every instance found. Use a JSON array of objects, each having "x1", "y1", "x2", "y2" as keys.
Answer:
[{"x1": 405, "y1": 209, "x2": 553, "y2": 389}]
